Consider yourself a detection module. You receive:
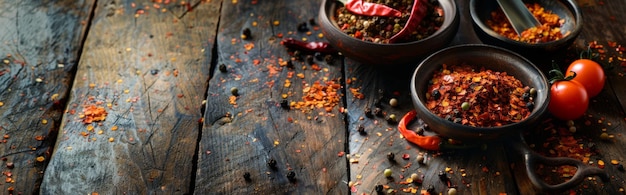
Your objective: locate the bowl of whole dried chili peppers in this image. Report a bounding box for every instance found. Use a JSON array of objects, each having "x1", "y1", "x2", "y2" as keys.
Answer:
[
  {"x1": 410, "y1": 44, "x2": 550, "y2": 141},
  {"x1": 469, "y1": 0, "x2": 582, "y2": 56},
  {"x1": 319, "y1": 0, "x2": 459, "y2": 66}
]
